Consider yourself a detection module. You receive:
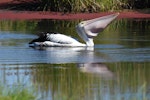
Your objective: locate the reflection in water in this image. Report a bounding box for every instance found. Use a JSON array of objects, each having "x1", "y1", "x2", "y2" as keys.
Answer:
[
  {"x1": 0, "y1": 65, "x2": 31, "y2": 88},
  {"x1": 0, "y1": 19, "x2": 149, "y2": 99},
  {"x1": 31, "y1": 46, "x2": 94, "y2": 51},
  {"x1": 0, "y1": 62, "x2": 149, "y2": 100},
  {"x1": 78, "y1": 63, "x2": 114, "y2": 79},
  {"x1": 30, "y1": 46, "x2": 108, "y2": 64}
]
